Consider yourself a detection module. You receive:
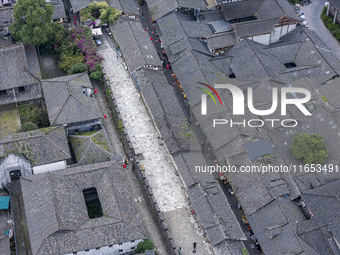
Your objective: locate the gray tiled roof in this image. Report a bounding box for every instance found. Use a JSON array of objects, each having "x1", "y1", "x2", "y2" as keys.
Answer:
[
  {"x1": 188, "y1": 76, "x2": 340, "y2": 254},
  {"x1": 69, "y1": 0, "x2": 106, "y2": 13},
  {"x1": 222, "y1": 0, "x2": 300, "y2": 21},
  {"x1": 21, "y1": 160, "x2": 146, "y2": 255},
  {"x1": 112, "y1": 19, "x2": 161, "y2": 72},
  {"x1": 146, "y1": 0, "x2": 207, "y2": 20},
  {"x1": 0, "y1": 126, "x2": 71, "y2": 166},
  {"x1": 157, "y1": 14, "x2": 337, "y2": 103},
  {"x1": 275, "y1": 0, "x2": 301, "y2": 21},
  {"x1": 318, "y1": 78, "x2": 340, "y2": 110},
  {"x1": 243, "y1": 139, "x2": 274, "y2": 160},
  {"x1": 297, "y1": 179, "x2": 340, "y2": 254},
  {"x1": 222, "y1": 0, "x2": 262, "y2": 20},
  {"x1": 207, "y1": 32, "x2": 237, "y2": 49},
  {"x1": 70, "y1": 129, "x2": 114, "y2": 165},
  {"x1": 234, "y1": 19, "x2": 277, "y2": 37},
  {"x1": 247, "y1": 199, "x2": 306, "y2": 254},
  {"x1": 109, "y1": 0, "x2": 139, "y2": 15},
  {"x1": 50, "y1": 1, "x2": 66, "y2": 20},
  {"x1": 24, "y1": 45, "x2": 42, "y2": 79},
  {"x1": 42, "y1": 72, "x2": 102, "y2": 126},
  {"x1": 0, "y1": 43, "x2": 40, "y2": 90},
  {"x1": 224, "y1": 27, "x2": 340, "y2": 81}
]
